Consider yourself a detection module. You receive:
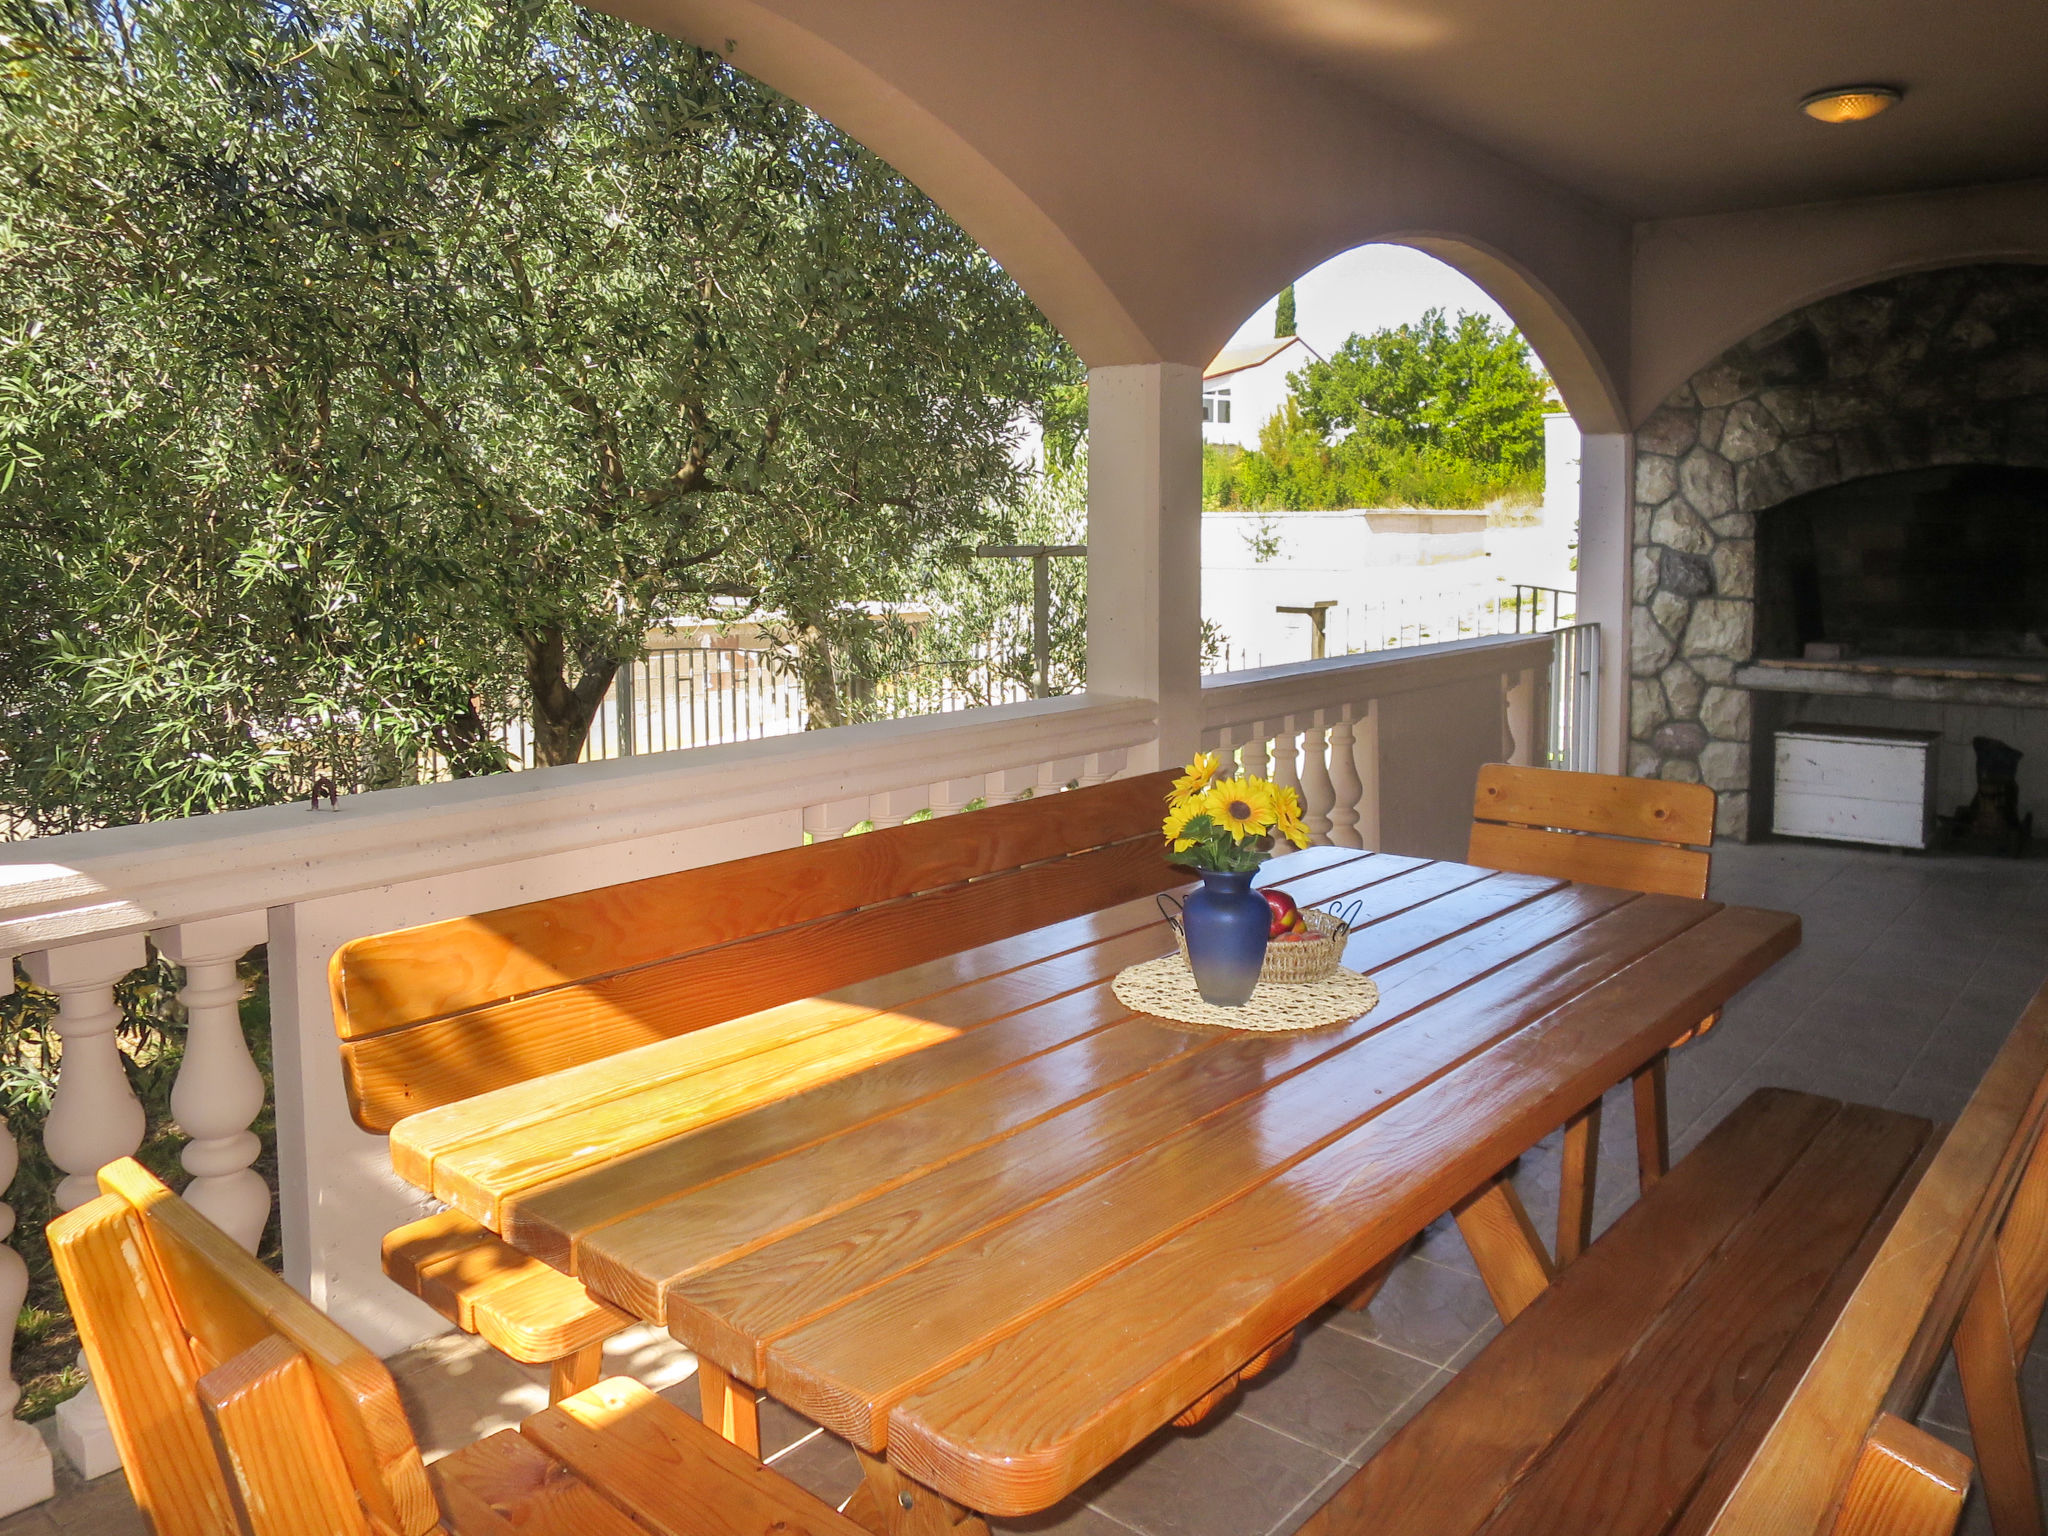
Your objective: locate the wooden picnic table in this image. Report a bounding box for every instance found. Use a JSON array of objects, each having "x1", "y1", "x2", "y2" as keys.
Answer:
[{"x1": 389, "y1": 843, "x2": 1799, "y2": 1534}]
